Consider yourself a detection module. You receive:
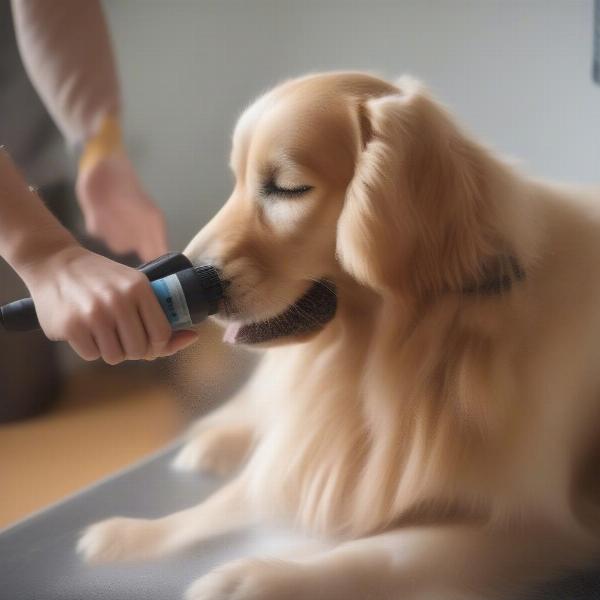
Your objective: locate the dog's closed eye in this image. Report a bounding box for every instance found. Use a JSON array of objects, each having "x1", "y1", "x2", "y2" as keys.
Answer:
[
  {"x1": 259, "y1": 178, "x2": 315, "y2": 231},
  {"x1": 261, "y1": 179, "x2": 313, "y2": 199}
]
